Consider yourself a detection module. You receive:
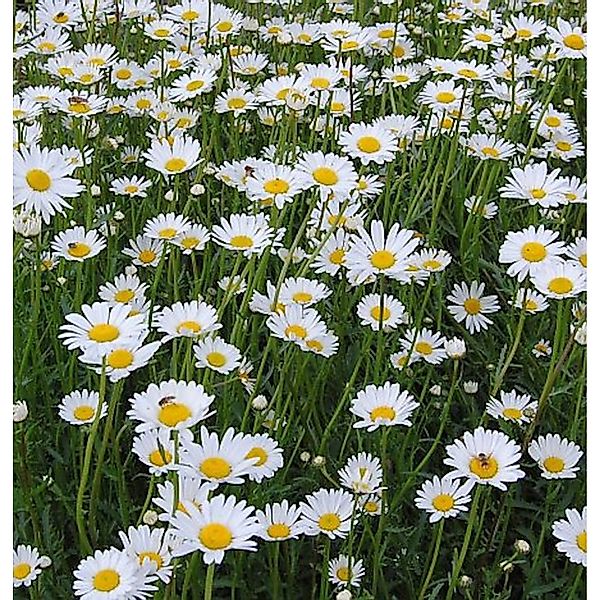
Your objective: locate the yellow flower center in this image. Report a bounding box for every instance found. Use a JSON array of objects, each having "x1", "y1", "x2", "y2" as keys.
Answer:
[
  {"x1": 115, "y1": 68, "x2": 132, "y2": 80},
  {"x1": 463, "y1": 298, "x2": 482, "y2": 315},
  {"x1": 370, "y1": 249, "x2": 396, "y2": 270},
  {"x1": 245, "y1": 446, "x2": 268, "y2": 466},
  {"x1": 393, "y1": 74, "x2": 410, "y2": 83},
  {"x1": 292, "y1": 291, "x2": 313, "y2": 304},
  {"x1": 139, "y1": 249, "x2": 157, "y2": 263},
  {"x1": 378, "y1": 28, "x2": 395, "y2": 39},
  {"x1": 370, "y1": 306, "x2": 391, "y2": 321},
  {"x1": 543, "y1": 456, "x2": 565, "y2": 473},
  {"x1": 200, "y1": 457, "x2": 231, "y2": 479},
  {"x1": 469, "y1": 455, "x2": 499, "y2": 479},
  {"x1": 481, "y1": 146, "x2": 500, "y2": 157},
  {"x1": 267, "y1": 523, "x2": 290, "y2": 539},
  {"x1": 54, "y1": 12, "x2": 69, "y2": 23},
  {"x1": 502, "y1": 407, "x2": 523, "y2": 420},
  {"x1": 392, "y1": 45, "x2": 406, "y2": 58},
  {"x1": 556, "y1": 141, "x2": 572, "y2": 152},
  {"x1": 227, "y1": 97, "x2": 247, "y2": 109},
  {"x1": 177, "y1": 320, "x2": 201, "y2": 334},
  {"x1": 436, "y1": 91, "x2": 456, "y2": 104},
  {"x1": 158, "y1": 403, "x2": 192, "y2": 427},
  {"x1": 263, "y1": 178, "x2": 290, "y2": 194},
  {"x1": 475, "y1": 32, "x2": 492, "y2": 42},
  {"x1": 153, "y1": 28, "x2": 170, "y2": 37},
  {"x1": 206, "y1": 351, "x2": 227, "y2": 367},
  {"x1": 564, "y1": 33, "x2": 585, "y2": 50},
  {"x1": 124, "y1": 185, "x2": 139, "y2": 194},
  {"x1": 68, "y1": 243, "x2": 91, "y2": 258},
  {"x1": 341, "y1": 40, "x2": 359, "y2": 51},
  {"x1": 530, "y1": 188, "x2": 547, "y2": 200},
  {"x1": 93, "y1": 569, "x2": 120, "y2": 592},
  {"x1": 548, "y1": 277, "x2": 573, "y2": 295},
  {"x1": 330, "y1": 101, "x2": 345, "y2": 112},
  {"x1": 181, "y1": 237, "x2": 200, "y2": 249},
  {"x1": 159, "y1": 227, "x2": 178, "y2": 239},
  {"x1": 336, "y1": 567, "x2": 351, "y2": 581},
  {"x1": 415, "y1": 341, "x2": 433, "y2": 355},
  {"x1": 312, "y1": 166, "x2": 338, "y2": 185},
  {"x1": 107, "y1": 349, "x2": 134, "y2": 369},
  {"x1": 230, "y1": 235, "x2": 254, "y2": 249},
  {"x1": 364, "y1": 500, "x2": 378, "y2": 513},
  {"x1": 521, "y1": 241, "x2": 547, "y2": 262},
  {"x1": 26, "y1": 169, "x2": 52, "y2": 192},
  {"x1": 422, "y1": 259, "x2": 442, "y2": 270},
  {"x1": 149, "y1": 448, "x2": 173, "y2": 466},
  {"x1": 432, "y1": 493, "x2": 455, "y2": 512},
  {"x1": 311, "y1": 77, "x2": 330, "y2": 90},
  {"x1": 284, "y1": 324, "x2": 307, "y2": 339},
  {"x1": 458, "y1": 68, "x2": 478, "y2": 79},
  {"x1": 579, "y1": 254, "x2": 587, "y2": 268},
  {"x1": 136, "y1": 99, "x2": 151, "y2": 110},
  {"x1": 576, "y1": 531, "x2": 587, "y2": 552},
  {"x1": 545, "y1": 115, "x2": 561, "y2": 128},
  {"x1": 138, "y1": 551, "x2": 163, "y2": 569},
  {"x1": 517, "y1": 28, "x2": 533, "y2": 39},
  {"x1": 13, "y1": 563, "x2": 31, "y2": 580},
  {"x1": 329, "y1": 249, "x2": 345, "y2": 265},
  {"x1": 164, "y1": 158, "x2": 187, "y2": 173},
  {"x1": 39, "y1": 41, "x2": 57, "y2": 52},
  {"x1": 182, "y1": 10, "x2": 199, "y2": 21},
  {"x1": 357, "y1": 136, "x2": 381, "y2": 153},
  {"x1": 114, "y1": 289, "x2": 135, "y2": 303},
  {"x1": 318, "y1": 513, "x2": 341, "y2": 531},
  {"x1": 306, "y1": 339, "x2": 324, "y2": 352},
  {"x1": 200, "y1": 523, "x2": 232, "y2": 549},
  {"x1": 89, "y1": 324, "x2": 119, "y2": 342},
  {"x1": 370, "y1": 406, "x2": 396, "y2": 421},
  {"x1": 216, "y1": 21, "x2": 233, "y2": 33}
]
